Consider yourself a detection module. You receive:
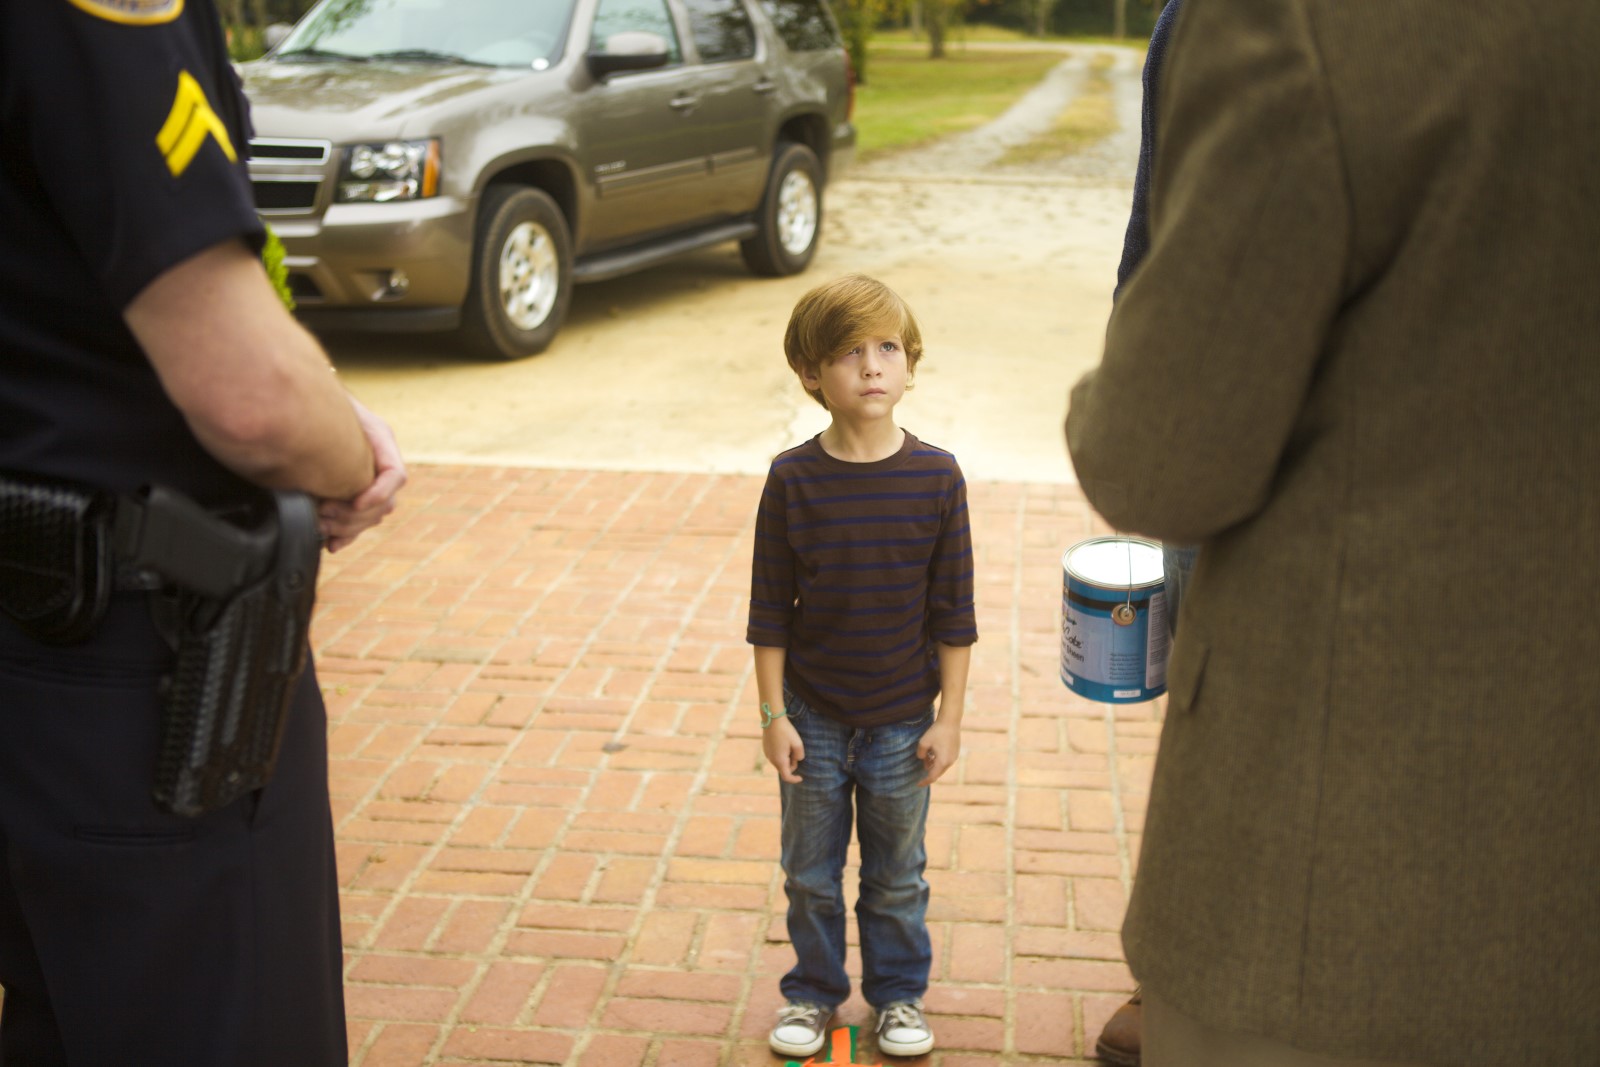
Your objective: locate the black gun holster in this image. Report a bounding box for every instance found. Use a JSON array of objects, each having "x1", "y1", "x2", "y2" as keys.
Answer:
[{"x1": 0, "y1": 473, "x2": 322, "y2": 818}]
